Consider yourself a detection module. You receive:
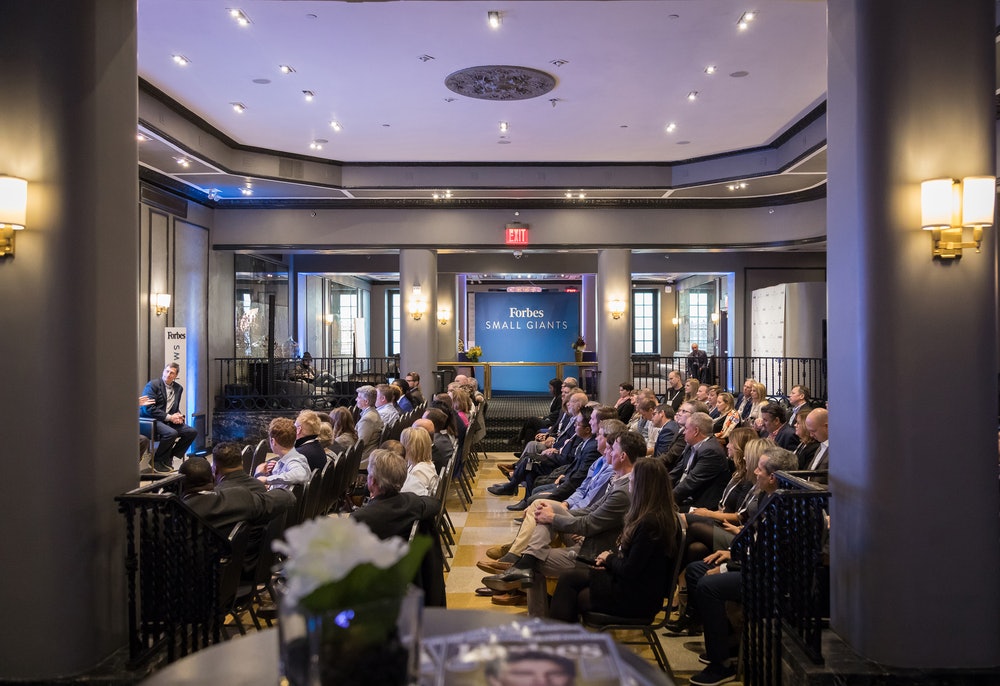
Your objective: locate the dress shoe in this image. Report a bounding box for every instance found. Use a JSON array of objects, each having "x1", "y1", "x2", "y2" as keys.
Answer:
[
  {"x1": 663, "y1": 614, "x2": 702, "y2": 636},
  {"x1": 487, "y1": 483, "x2": 517, "y2": 497},
  {"x1": 474, "y1": 587, "x2": 494, "y2": 597},
  {"x1": 506, "y1": 499, "x2": 529, "y2": 512},
  {"x1": 491, "y1": 591, "x2": 527, "y2": 606},
  {"x1": 688, "y1": 664, "x2": 737, "y2": 686},
  {"x1": 486, "y1": 543, "x2": 511, "y2": 560},
  {"x1": 498, "y1": 463, "x2": 516, "y2": 477},
  {"x1": 482, "y1": 567, "x2": 533, "y2": 592},
  {"x1": 476, "y1": 558, "x2": 513, "y2": 574}
]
